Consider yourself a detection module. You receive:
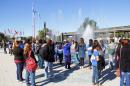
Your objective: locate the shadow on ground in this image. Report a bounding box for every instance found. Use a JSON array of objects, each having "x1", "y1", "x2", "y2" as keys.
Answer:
[
  {"x1": 99, "y1": 68, "x2": 116, "y2": 85},
  {"x1": 36, "y1": 64, "x2": 79, "y2": 86}
]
